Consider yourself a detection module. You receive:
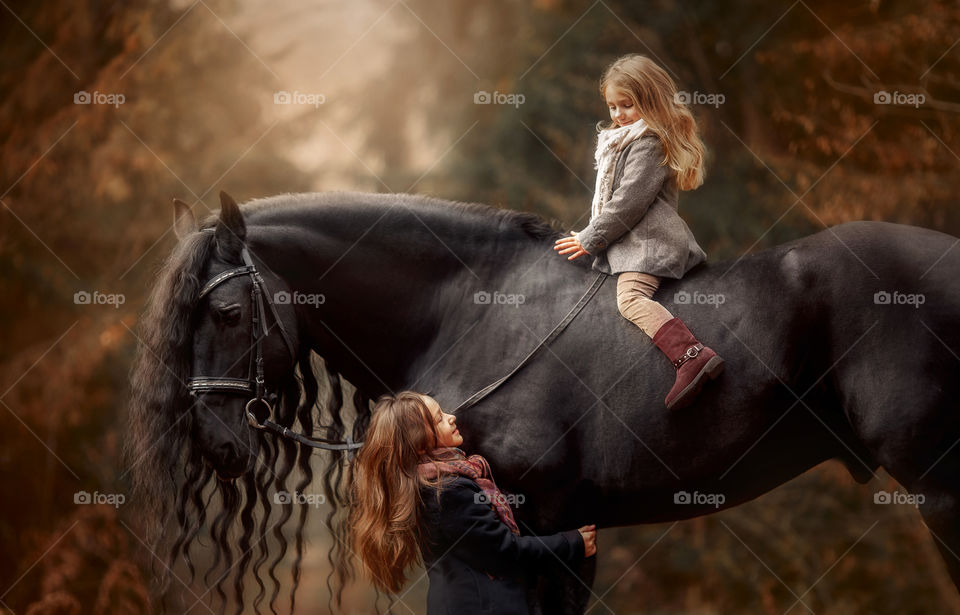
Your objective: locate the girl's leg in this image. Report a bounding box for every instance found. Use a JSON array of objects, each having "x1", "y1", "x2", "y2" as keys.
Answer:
[
  {"x1": 615, "y1": 272, "x2": 674, "y2": 338},
  {"x1": 616, "y1": 271, "x2": 725, "y2": 410}
]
